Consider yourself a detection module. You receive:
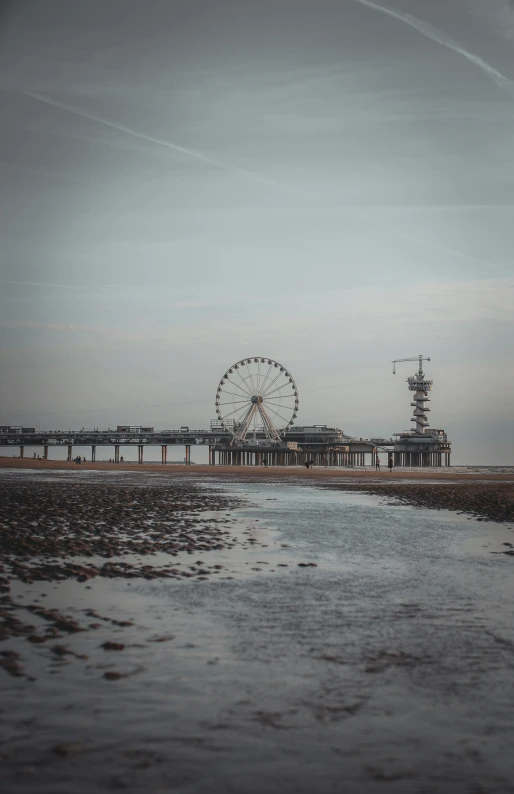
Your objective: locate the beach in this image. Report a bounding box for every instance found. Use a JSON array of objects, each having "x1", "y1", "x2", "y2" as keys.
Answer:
[
  {"x1": 1, "y1": 462, "x2": 513, "y2": 792},
  {"x1": 2, "y1": 456, "x2": 514, "y2": 525},
  {"x1": 3, "y1": 455, "x2": 514, "y2": 480}
]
